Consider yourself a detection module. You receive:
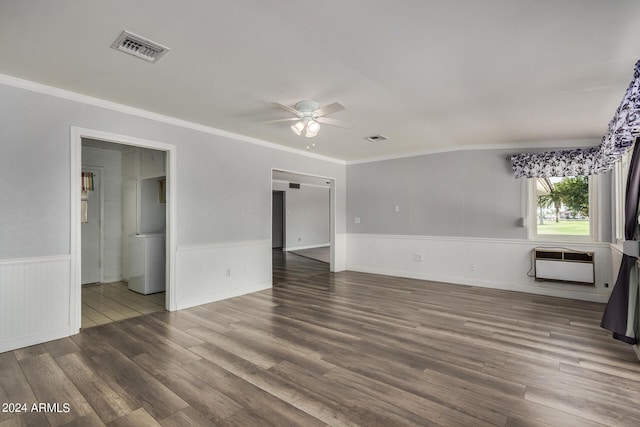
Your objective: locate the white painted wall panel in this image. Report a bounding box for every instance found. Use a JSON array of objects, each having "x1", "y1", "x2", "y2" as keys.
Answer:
[
  {"x1": 0, "y1": 256, "x2": 71, "y2": 352},
  {"x1": 347, "y1": 234, "x2": 612, "y2": 302},
  {"x1": 175, "y1": 240, "x2": 272, "y2": 310}
]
